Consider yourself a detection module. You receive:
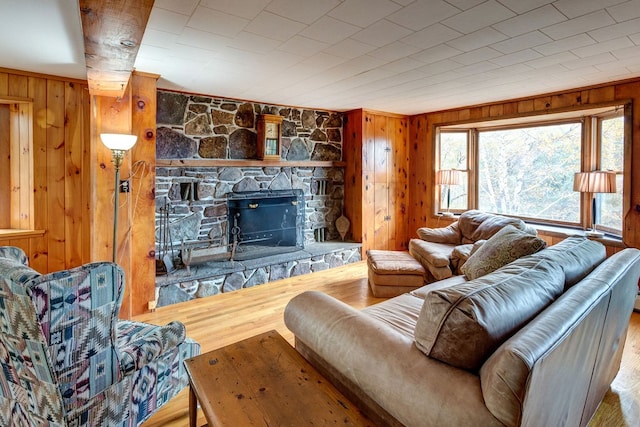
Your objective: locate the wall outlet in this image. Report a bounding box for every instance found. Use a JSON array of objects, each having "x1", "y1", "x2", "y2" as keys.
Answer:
[
  {"x1": 148, "y1": 300, "x2": 157, "y2": 311},
  {"x1": 119, "y1": 180, "x2": 130, "y2": 193}
]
